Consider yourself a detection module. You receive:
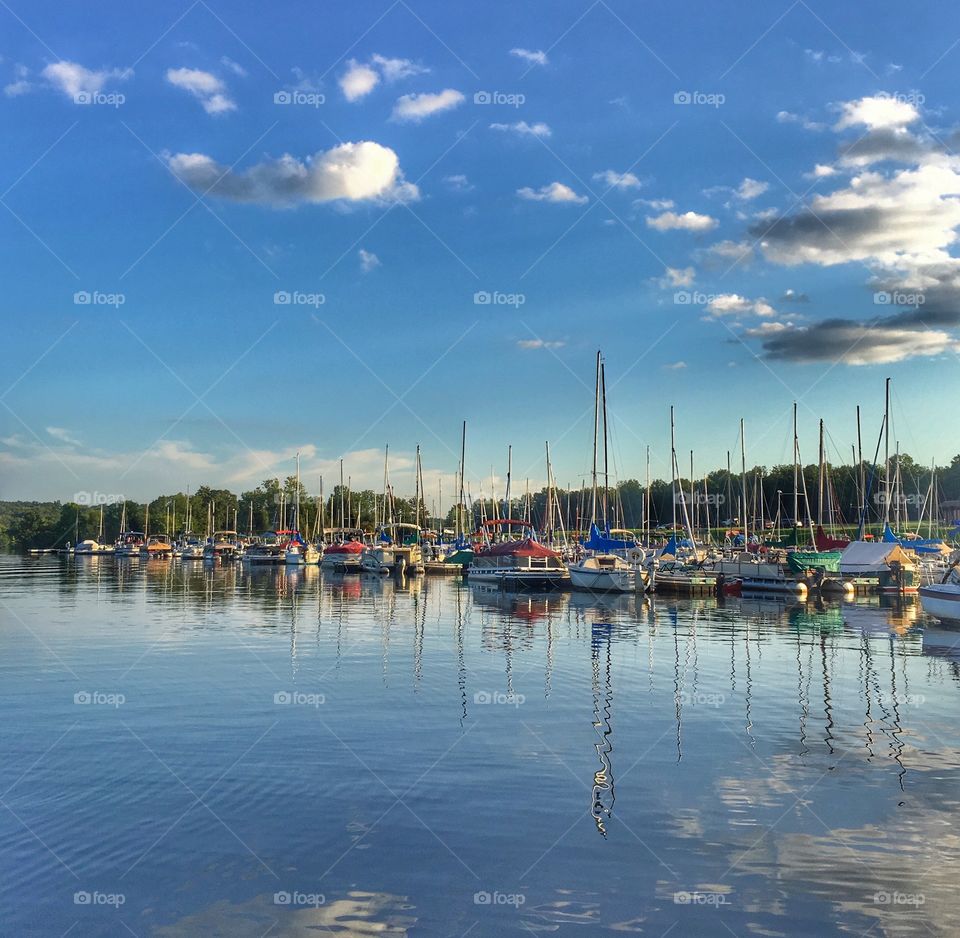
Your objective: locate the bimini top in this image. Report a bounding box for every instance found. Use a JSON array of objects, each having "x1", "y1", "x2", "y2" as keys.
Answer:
[{"x1": 476, "y1": 538, "x2": 560, "y2": 559}]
